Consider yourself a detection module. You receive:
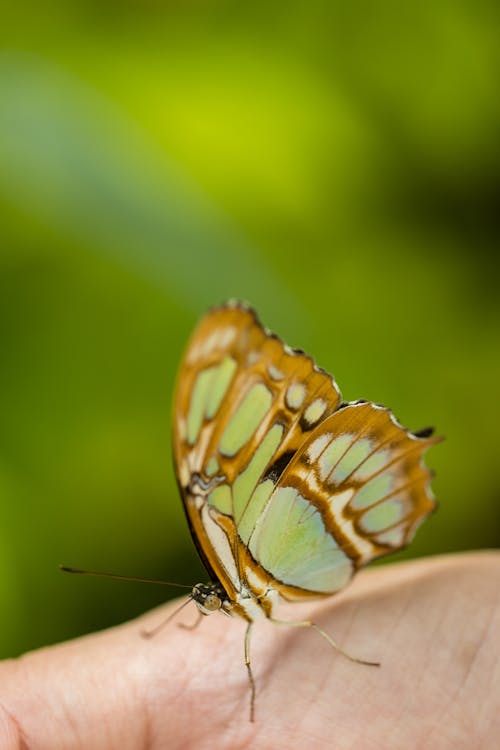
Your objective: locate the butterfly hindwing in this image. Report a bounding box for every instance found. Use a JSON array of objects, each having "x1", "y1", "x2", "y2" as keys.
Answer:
[{"x1": 246, "y1": 401, "x2": 438, "y2": 602}]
